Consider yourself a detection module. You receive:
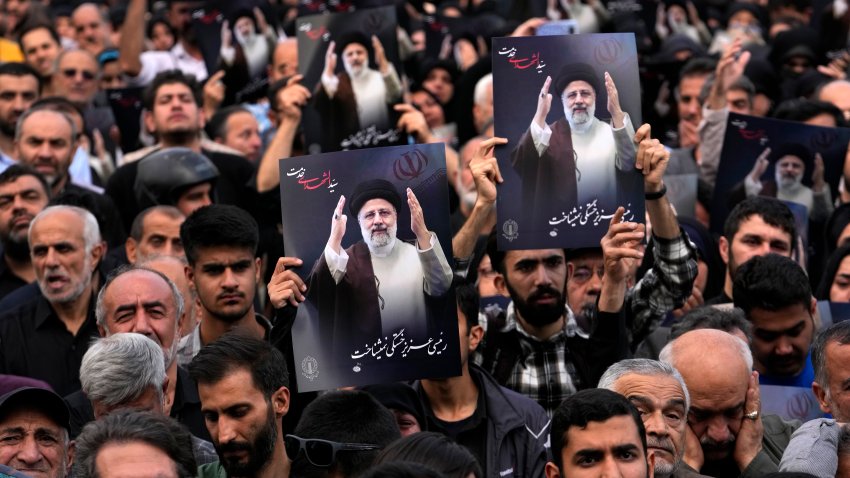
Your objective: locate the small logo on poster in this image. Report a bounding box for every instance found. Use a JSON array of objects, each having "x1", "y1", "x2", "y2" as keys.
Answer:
[
  {"x1": 353, "y1": 363, "x2": 362, "y2": 373},
  {"x1": 301, "y1": 356, "x2": 319, "y2": 381},
  {"x1": 503, "y1": 220, "x2": 519, "y2": 242}
]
